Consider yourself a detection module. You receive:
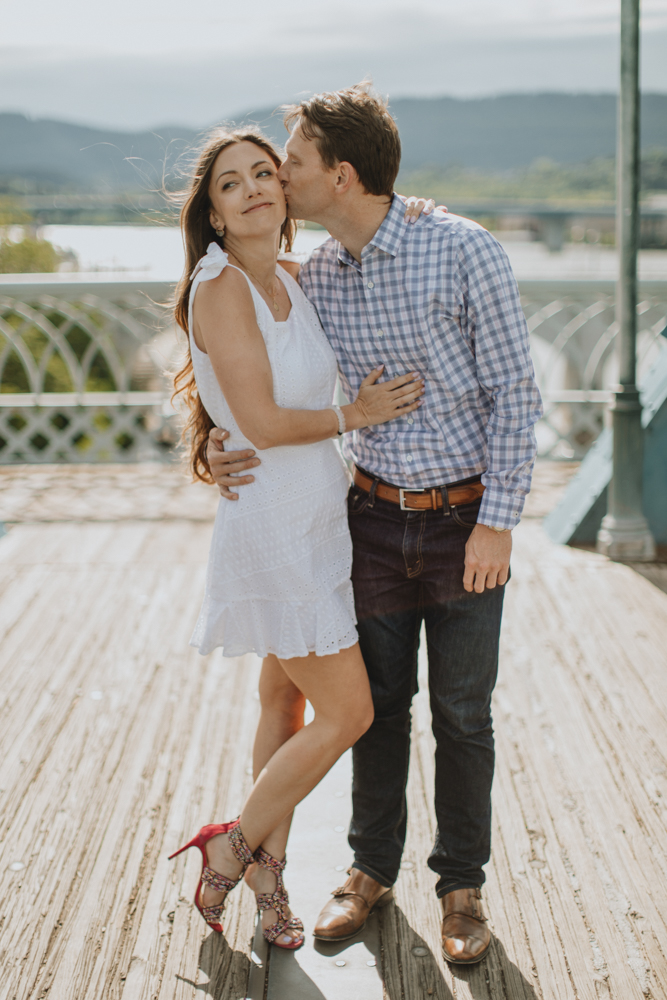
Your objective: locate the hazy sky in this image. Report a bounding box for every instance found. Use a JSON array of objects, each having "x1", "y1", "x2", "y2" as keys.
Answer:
[{"x1": 2, "y1": 0, "x2": 667, "y2": 129}]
